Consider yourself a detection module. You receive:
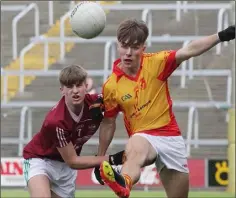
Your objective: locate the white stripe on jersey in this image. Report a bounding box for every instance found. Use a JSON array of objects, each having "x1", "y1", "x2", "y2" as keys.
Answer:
[{"x1": 56, "y1": 127, "x2": 67, "y2": 147}]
